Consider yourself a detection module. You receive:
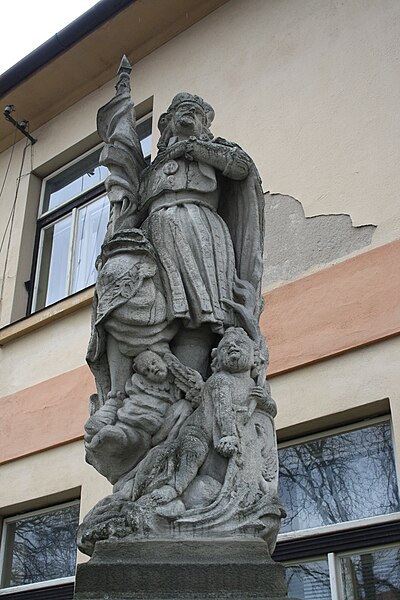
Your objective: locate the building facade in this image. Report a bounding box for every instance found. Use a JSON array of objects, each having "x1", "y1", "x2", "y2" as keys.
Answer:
[{"x1": 0, "y1": 1, "x2": 399, "y2": 598}]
